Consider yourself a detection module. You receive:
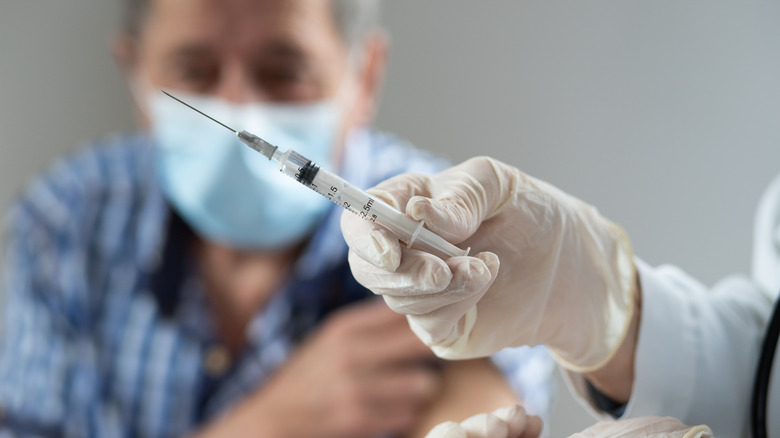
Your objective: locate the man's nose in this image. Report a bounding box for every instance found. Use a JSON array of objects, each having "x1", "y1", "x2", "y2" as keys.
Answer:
[{"x1": 214, "y1": 64, "x2": 264, "y2": 103}]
